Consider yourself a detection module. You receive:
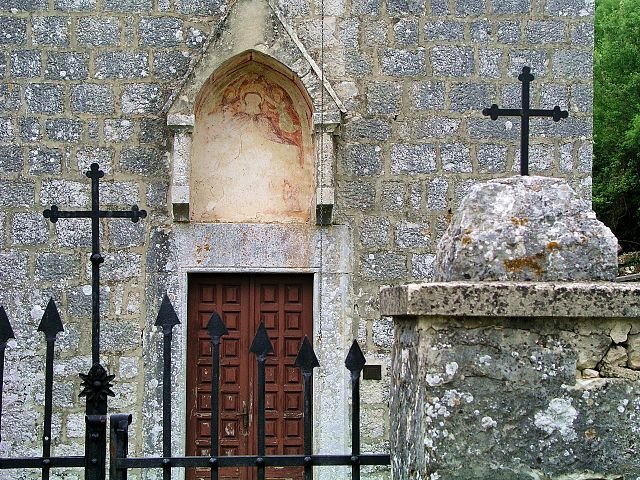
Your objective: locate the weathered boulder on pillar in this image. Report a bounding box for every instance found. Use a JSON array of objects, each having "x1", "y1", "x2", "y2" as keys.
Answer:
[{"x1": 434, "y1": 176, "x2": 618, "y2": 282}]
